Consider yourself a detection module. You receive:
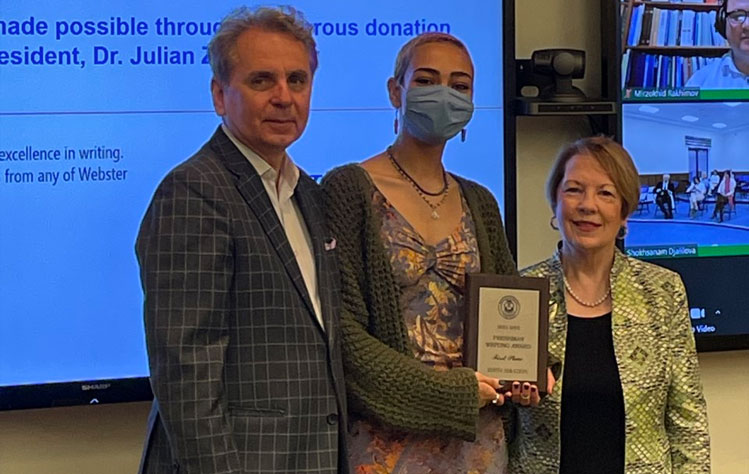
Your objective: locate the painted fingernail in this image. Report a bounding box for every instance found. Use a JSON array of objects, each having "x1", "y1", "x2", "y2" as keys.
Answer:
[
  {"x1": 531, "y1": 386, "x2": 537, "y2": 392},
  {"x1": 513, "y1": 382, "x2": 519, "y2": 388},
  {"x1": 523, "y1": 383, "x2": 530, "y2": 390}
]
